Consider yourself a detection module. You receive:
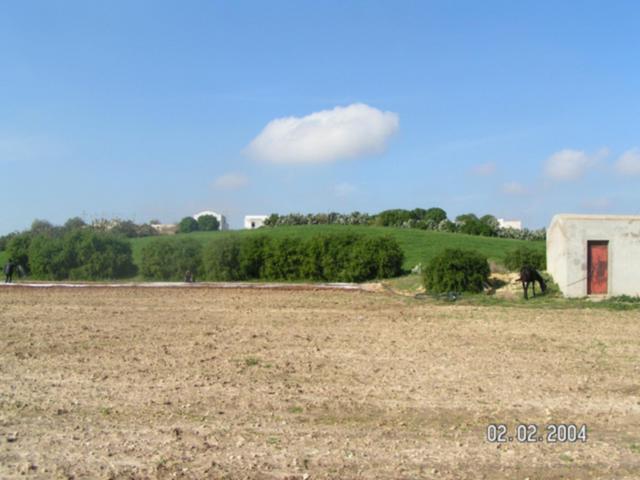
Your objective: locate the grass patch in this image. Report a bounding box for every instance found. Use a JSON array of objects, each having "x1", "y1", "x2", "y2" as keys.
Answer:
[{"x1": 244, "y1": 356, "x2": 260, "y2": 367}]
